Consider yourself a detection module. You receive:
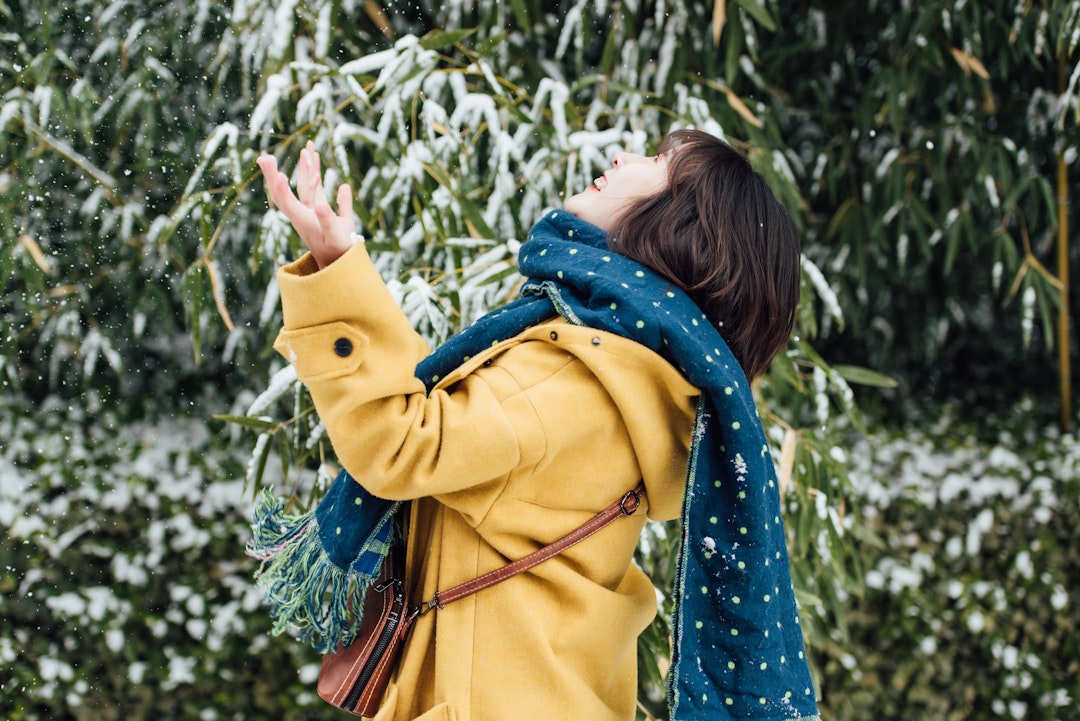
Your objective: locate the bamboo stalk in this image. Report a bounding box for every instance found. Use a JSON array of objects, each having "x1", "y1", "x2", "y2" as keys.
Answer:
[{"x1": 1058, "y1": 50, "x2": 1072, "y2": 433}]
